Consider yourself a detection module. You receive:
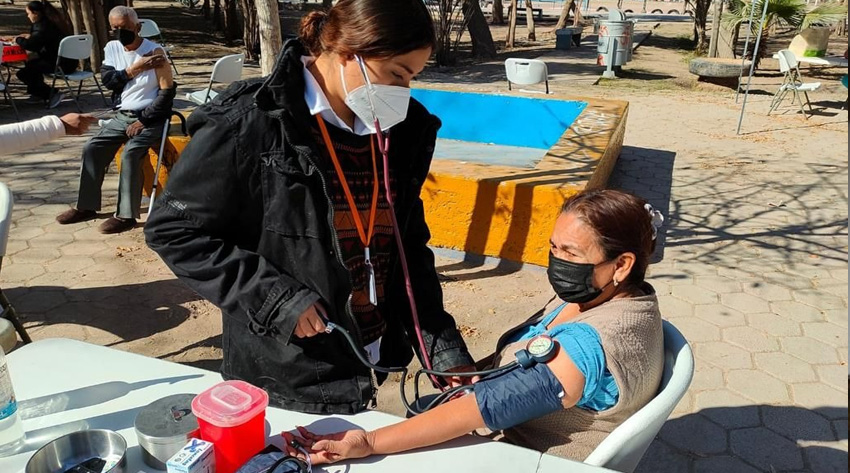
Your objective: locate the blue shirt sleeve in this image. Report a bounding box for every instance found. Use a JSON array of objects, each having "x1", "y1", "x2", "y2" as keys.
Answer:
[{"x1": 549, "y1": 323, "x2": 619, "y2": 411}]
